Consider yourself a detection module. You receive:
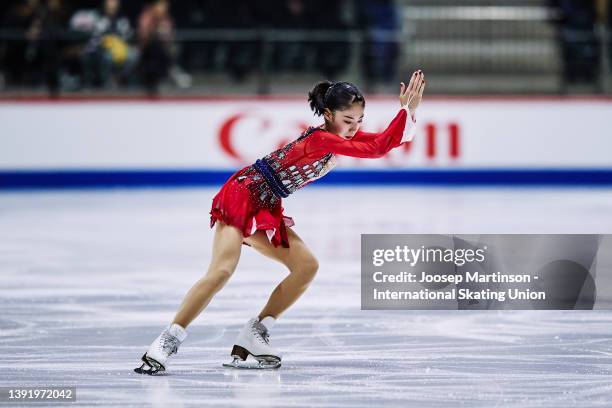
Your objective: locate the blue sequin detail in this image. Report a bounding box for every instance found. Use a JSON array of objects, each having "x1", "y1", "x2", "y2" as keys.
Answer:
[{"x1": 253, "y1": 158, "x2": 291, "y2": 198}]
